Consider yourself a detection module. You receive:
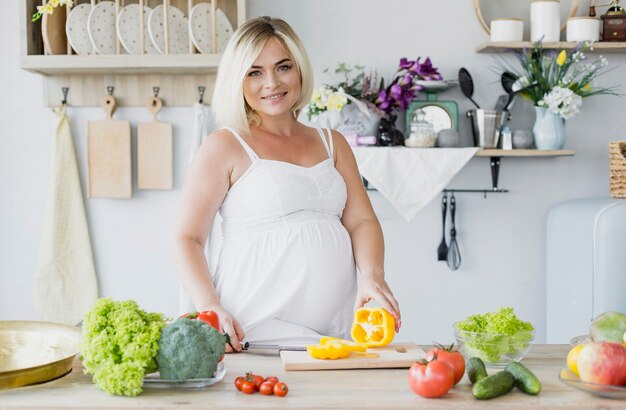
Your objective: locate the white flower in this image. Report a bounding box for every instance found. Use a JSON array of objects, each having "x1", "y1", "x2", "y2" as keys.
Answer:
[{"x1": 540, "y1": 86, "x2": 583, "y2": 119}]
